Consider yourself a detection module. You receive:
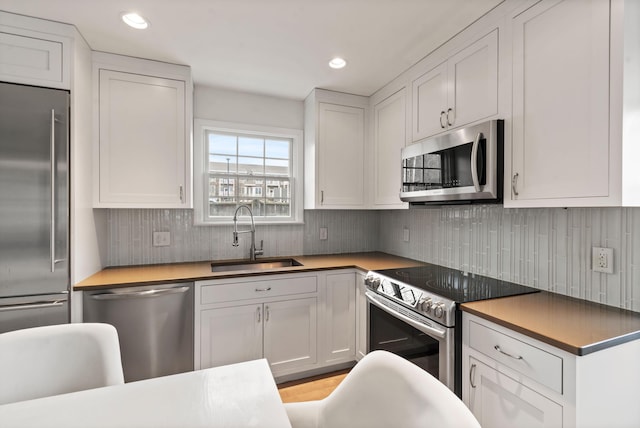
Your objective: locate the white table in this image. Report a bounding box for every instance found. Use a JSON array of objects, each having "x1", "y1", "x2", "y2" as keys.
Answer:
[{"x1": 0, "y1": 359, "x2": 292, "y2": 428}]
